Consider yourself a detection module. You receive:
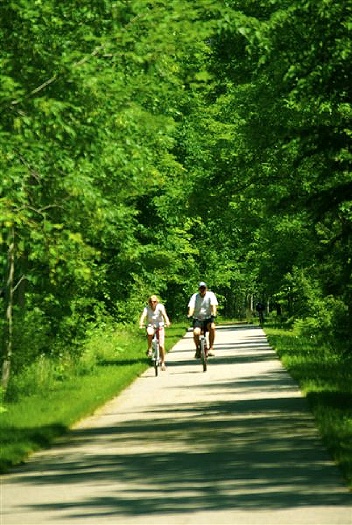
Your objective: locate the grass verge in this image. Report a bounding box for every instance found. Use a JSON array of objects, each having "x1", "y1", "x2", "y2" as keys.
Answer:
[
  {"x1": 264, "y1": 323, "x2": 352, "y2": 491},
  {"x1": 0, "y1": 322, "x2": 187, "y2": 473}
]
